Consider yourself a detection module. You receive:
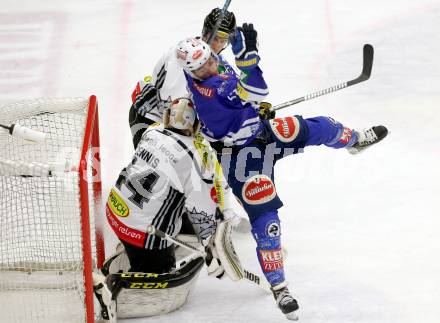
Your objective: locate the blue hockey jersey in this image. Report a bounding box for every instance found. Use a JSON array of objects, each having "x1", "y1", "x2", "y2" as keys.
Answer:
[{"x1": 184, "y1": 56, "x2": 269, "y2": 147}]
